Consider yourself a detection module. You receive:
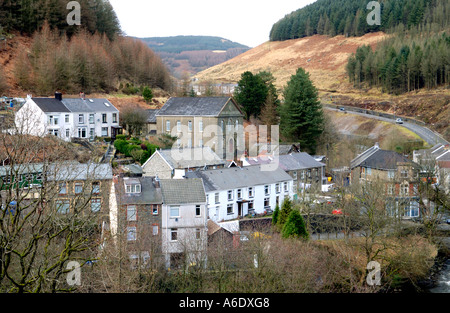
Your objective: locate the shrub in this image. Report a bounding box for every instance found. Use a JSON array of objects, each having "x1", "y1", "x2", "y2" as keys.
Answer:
[{"x1": 282, "y1": 210, "x2": 309, "y2": 240}]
